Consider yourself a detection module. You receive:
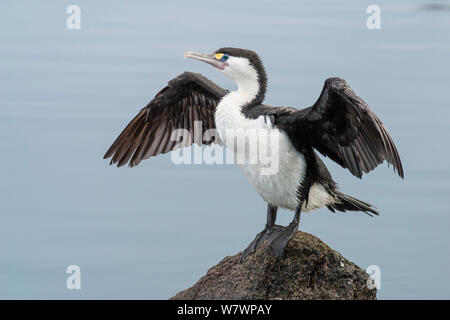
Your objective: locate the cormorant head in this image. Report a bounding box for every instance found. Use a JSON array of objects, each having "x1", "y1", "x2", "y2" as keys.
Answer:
[{"x1": 184, "y1": 47, "x2": 267, "y2": 100}]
